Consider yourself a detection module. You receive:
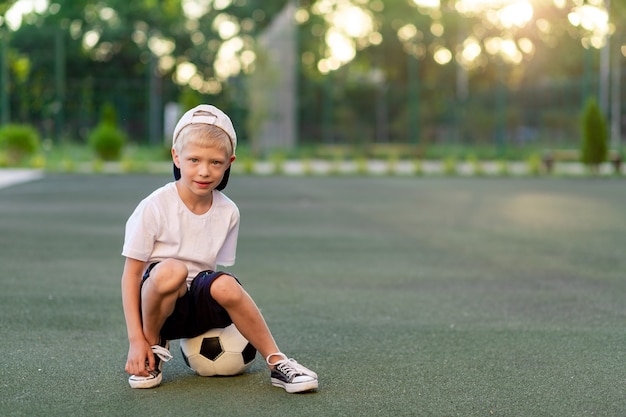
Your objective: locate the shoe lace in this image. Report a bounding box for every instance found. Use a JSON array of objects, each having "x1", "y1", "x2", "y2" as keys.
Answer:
[
  {"x1": 276, "y1": 360, "x2": 301, "y2": 379},
  {"x1": 267, "y1": 353, "x2": 316, "y2": 378},
  {"x1": 152, "y1": 345, "x2": 173, "y2": 362}
]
